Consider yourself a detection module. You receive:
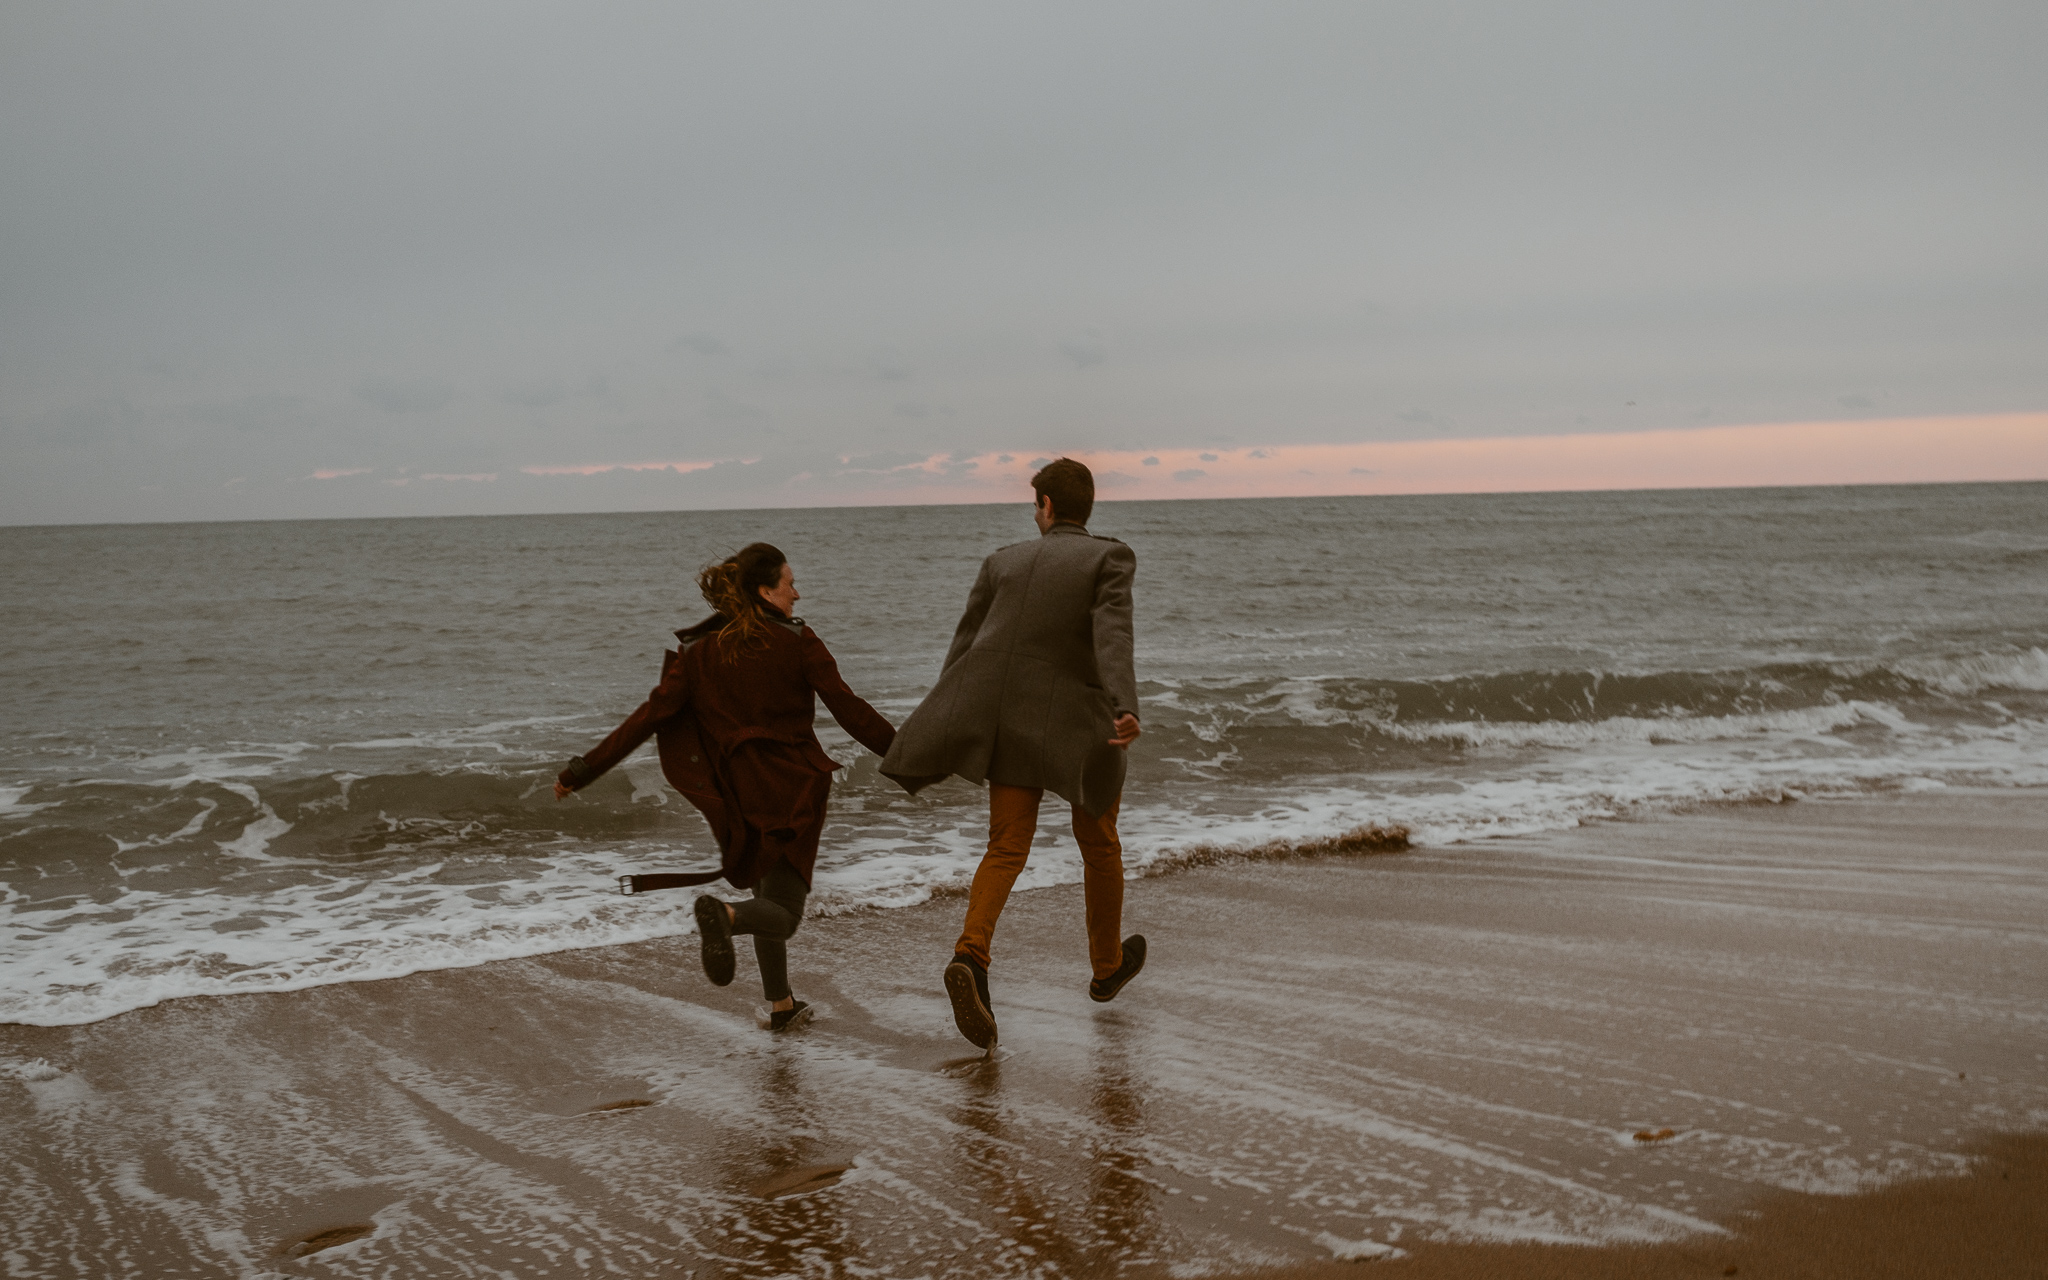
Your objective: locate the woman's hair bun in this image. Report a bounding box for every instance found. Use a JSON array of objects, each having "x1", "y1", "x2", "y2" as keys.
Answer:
[{"x1": 695, "y1": 542, "x2": 788, "y2": 657}]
